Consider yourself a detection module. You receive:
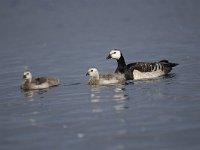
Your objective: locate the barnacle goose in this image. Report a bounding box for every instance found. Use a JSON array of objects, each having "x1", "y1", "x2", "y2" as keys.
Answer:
[
  {"x1": 106, "y1": 49, "x2": 178, "y2": 80},
  {"x1": 21, "y1": 71, "x2": 59, "y2": 90},
  {"x1": 86, "y1": 68, "x2": 125, "y2": 85}
]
